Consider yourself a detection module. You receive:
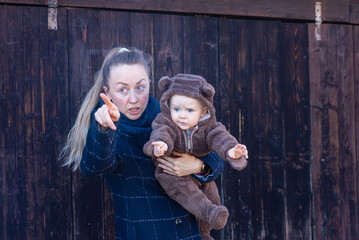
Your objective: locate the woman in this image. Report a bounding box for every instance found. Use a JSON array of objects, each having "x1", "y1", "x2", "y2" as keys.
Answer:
[{"x1": 60, "y1": 47, "x2": 224, "y2": 239}]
